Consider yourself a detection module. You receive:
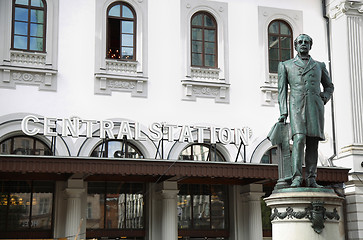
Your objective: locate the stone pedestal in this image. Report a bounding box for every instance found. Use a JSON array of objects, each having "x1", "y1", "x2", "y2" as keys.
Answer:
[{"x1": 264, "y1": 188, "x2": 344, "y2": 240}]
